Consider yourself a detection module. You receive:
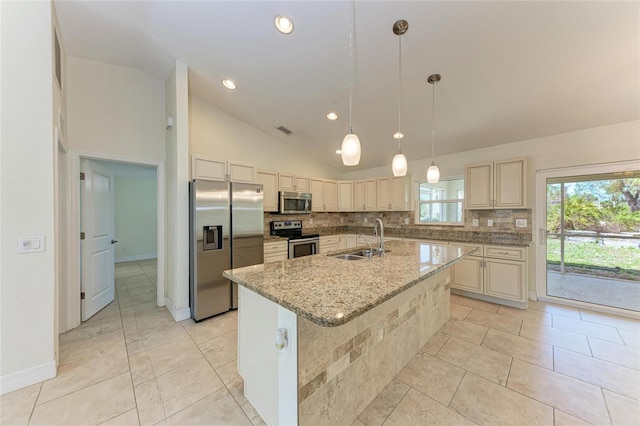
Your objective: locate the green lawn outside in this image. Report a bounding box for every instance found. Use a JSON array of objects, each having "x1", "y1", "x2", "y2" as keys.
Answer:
[{"x1": 546, "y1": 238, "x2": 640, "y2": 271}]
